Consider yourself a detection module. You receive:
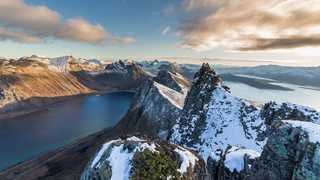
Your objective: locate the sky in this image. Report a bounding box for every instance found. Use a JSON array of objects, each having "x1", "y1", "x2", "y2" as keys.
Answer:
[{"x1": 0, "y1": 0, "x2": 319, "y2": 65}]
